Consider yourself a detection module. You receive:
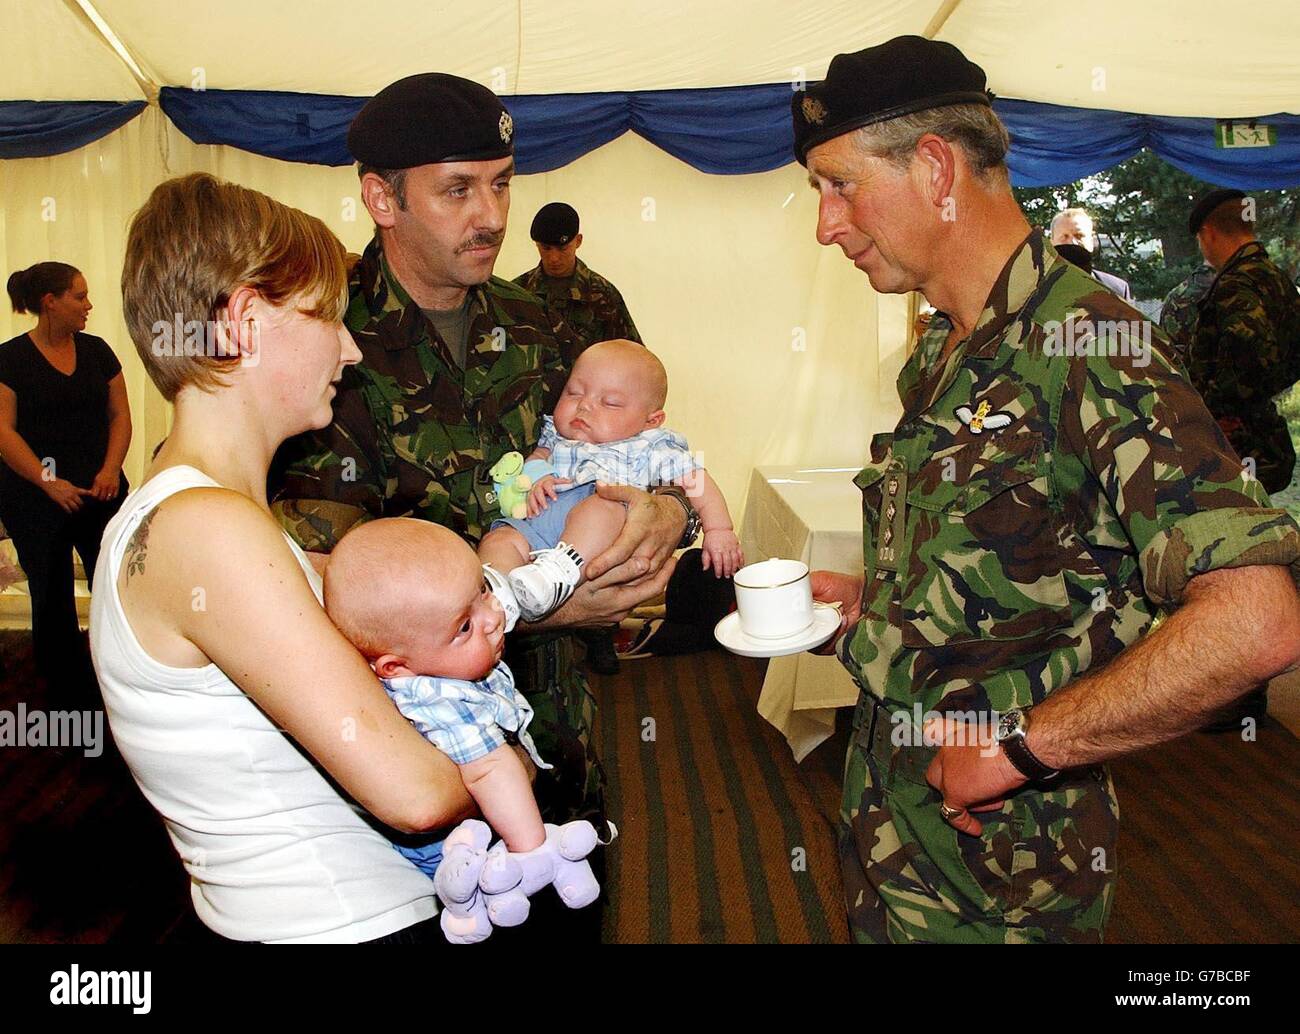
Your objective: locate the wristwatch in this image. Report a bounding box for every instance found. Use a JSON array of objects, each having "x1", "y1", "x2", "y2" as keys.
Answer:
[
  {"x1": 995, "y1": 708, "x2": 1060, "y2": 782},
  {"x1": 652, "y1": 485, "x2": 702, "y2": 549}
]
